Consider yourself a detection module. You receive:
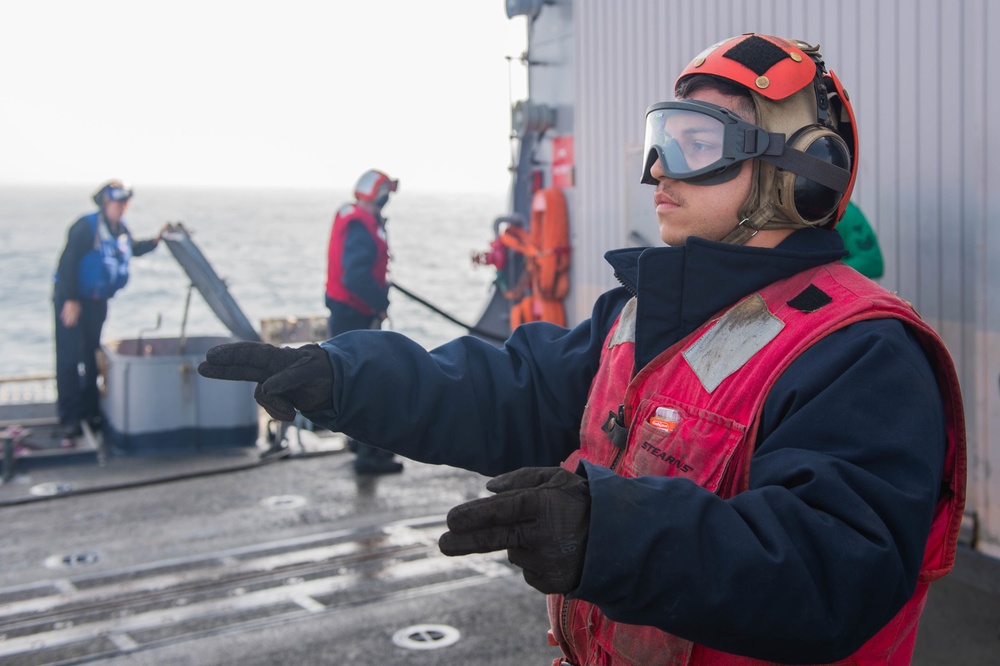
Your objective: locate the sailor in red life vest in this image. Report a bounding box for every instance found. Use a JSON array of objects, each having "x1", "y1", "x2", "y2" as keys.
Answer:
[
  {"x1": 324, "y1": 169, "x2": 404, "y2": 475},
  {"x1": 200, "y1": 35, "x2": 966, "y2": 665}
]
